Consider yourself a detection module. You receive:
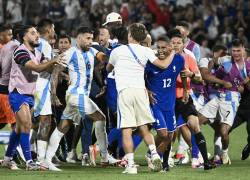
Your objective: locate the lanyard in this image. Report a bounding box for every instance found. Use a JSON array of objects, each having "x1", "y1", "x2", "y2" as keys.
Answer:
[
  {"x1": 235, "y1": 60, "x2": 247, "y2": 79},
  {"x1": 127, "y1": 45, "x2": 145, "y2": 68}
]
